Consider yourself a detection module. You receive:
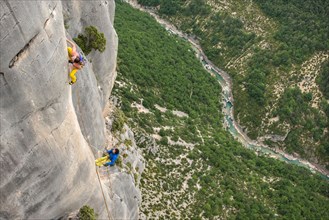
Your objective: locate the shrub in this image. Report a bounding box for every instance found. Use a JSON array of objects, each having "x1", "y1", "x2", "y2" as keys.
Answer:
[
  {"x1": 159, "y1": 136, "x2": 168, "y2": 145},
  {"x1": 73, "y1": 26, "x2": 106, "y2": 55},
  {"x1": 134, "y1": 173, "x2": 139, "y2": 183},
  {"x1": 126, "y1": 162, "x2": 132, "y2": 170},
  {"x1": 124, "y1": 139, "x2": 132, "y2": 146},
  {"x1": 111, "y1": 109, "x2": 127, "y2": 132},
  {"x1": 78, "y1": 205, "x2": 97, "y2": 220},
  {"x1": 116, "y1": 156, "x2": 123, "y2": 168}
]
